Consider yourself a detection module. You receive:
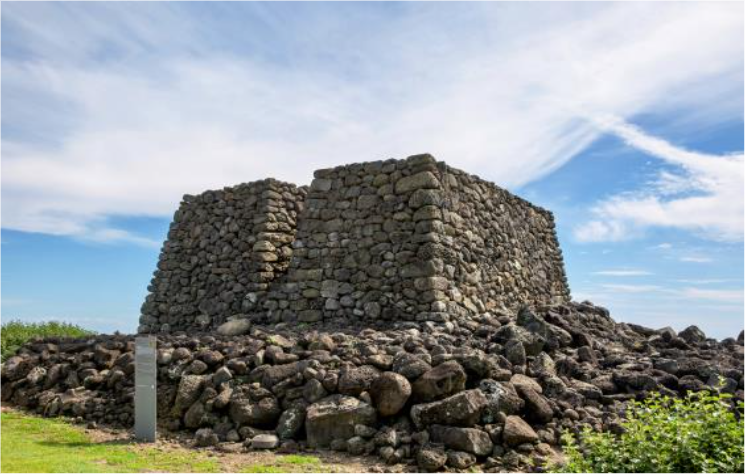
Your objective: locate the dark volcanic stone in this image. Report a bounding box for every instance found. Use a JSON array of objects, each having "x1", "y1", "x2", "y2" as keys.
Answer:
[
  {"x1": 305, "y1": 395, "x2": 377, "y2": 448},
  {"x1": 369, "y1": 372, "x2": 411, "y2": 416}
]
